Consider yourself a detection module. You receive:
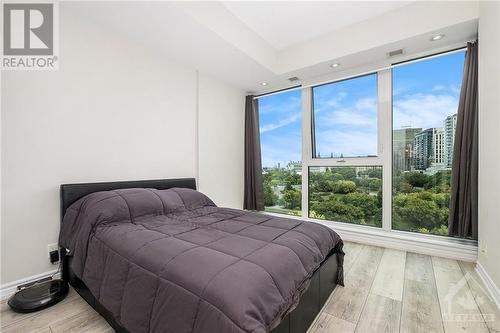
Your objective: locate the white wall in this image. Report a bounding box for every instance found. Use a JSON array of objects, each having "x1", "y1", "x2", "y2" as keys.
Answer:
[
  {"x1": 198, "y1": 73, "x2": 245, "y2": 208},
  {"x1": 478, "y1": 1, "x2": 500, "y2": 290},
  {"x1": 1, "y1": 8, "x2": 244, "y2": 285}
]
